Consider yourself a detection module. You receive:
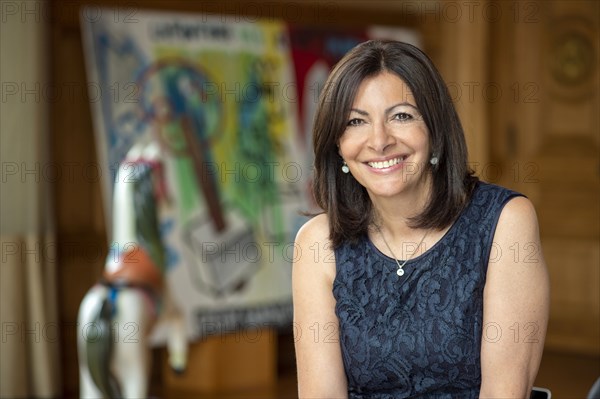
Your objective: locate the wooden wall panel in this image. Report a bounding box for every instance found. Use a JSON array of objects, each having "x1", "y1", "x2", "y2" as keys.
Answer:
[
  {"x1": 436, "y1": 0, "x2": 490, "y2": 167},
  {"x1": 489, "y1": 0, "x2": 600, "y2": 355}
]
